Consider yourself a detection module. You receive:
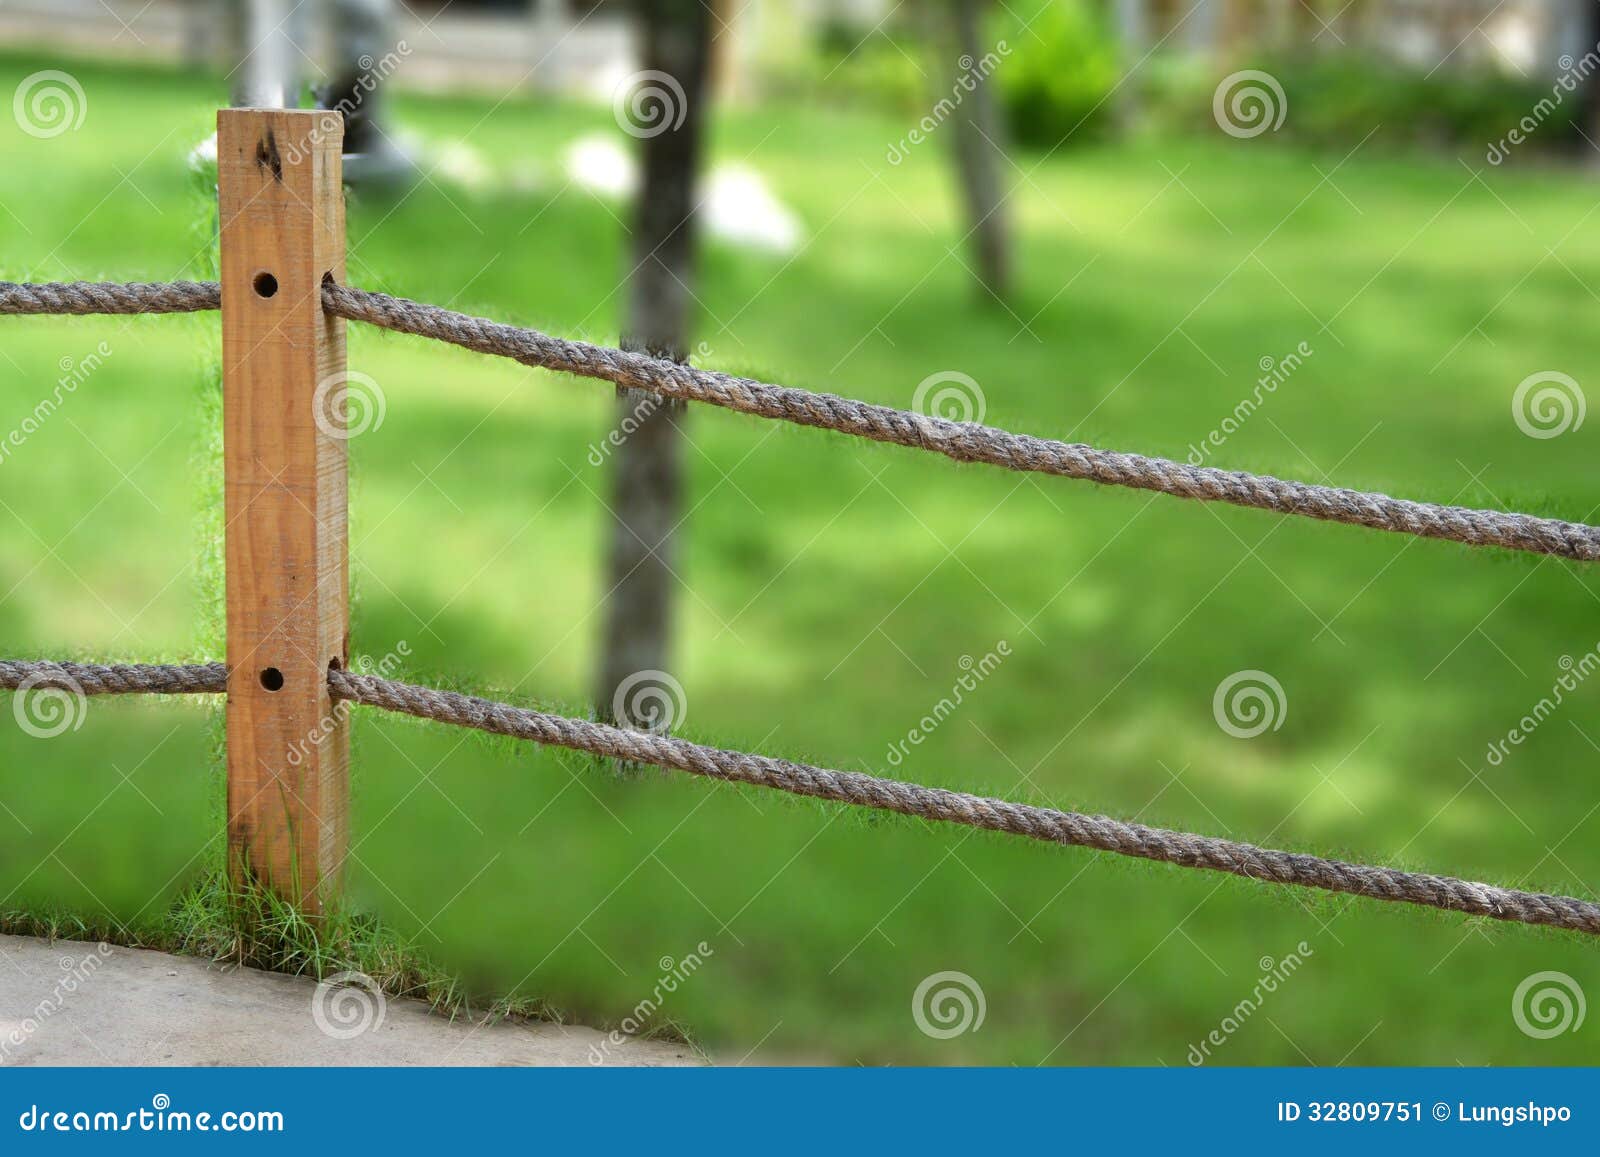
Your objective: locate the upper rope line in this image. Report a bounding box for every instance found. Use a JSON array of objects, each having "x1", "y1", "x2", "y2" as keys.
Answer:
[
  {"x1": 2, "y1": 657, "x2": 1597, "y2": 937},
  {"x1": 4, "y1": 277, "x2": 1598, "y2": 562}
]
